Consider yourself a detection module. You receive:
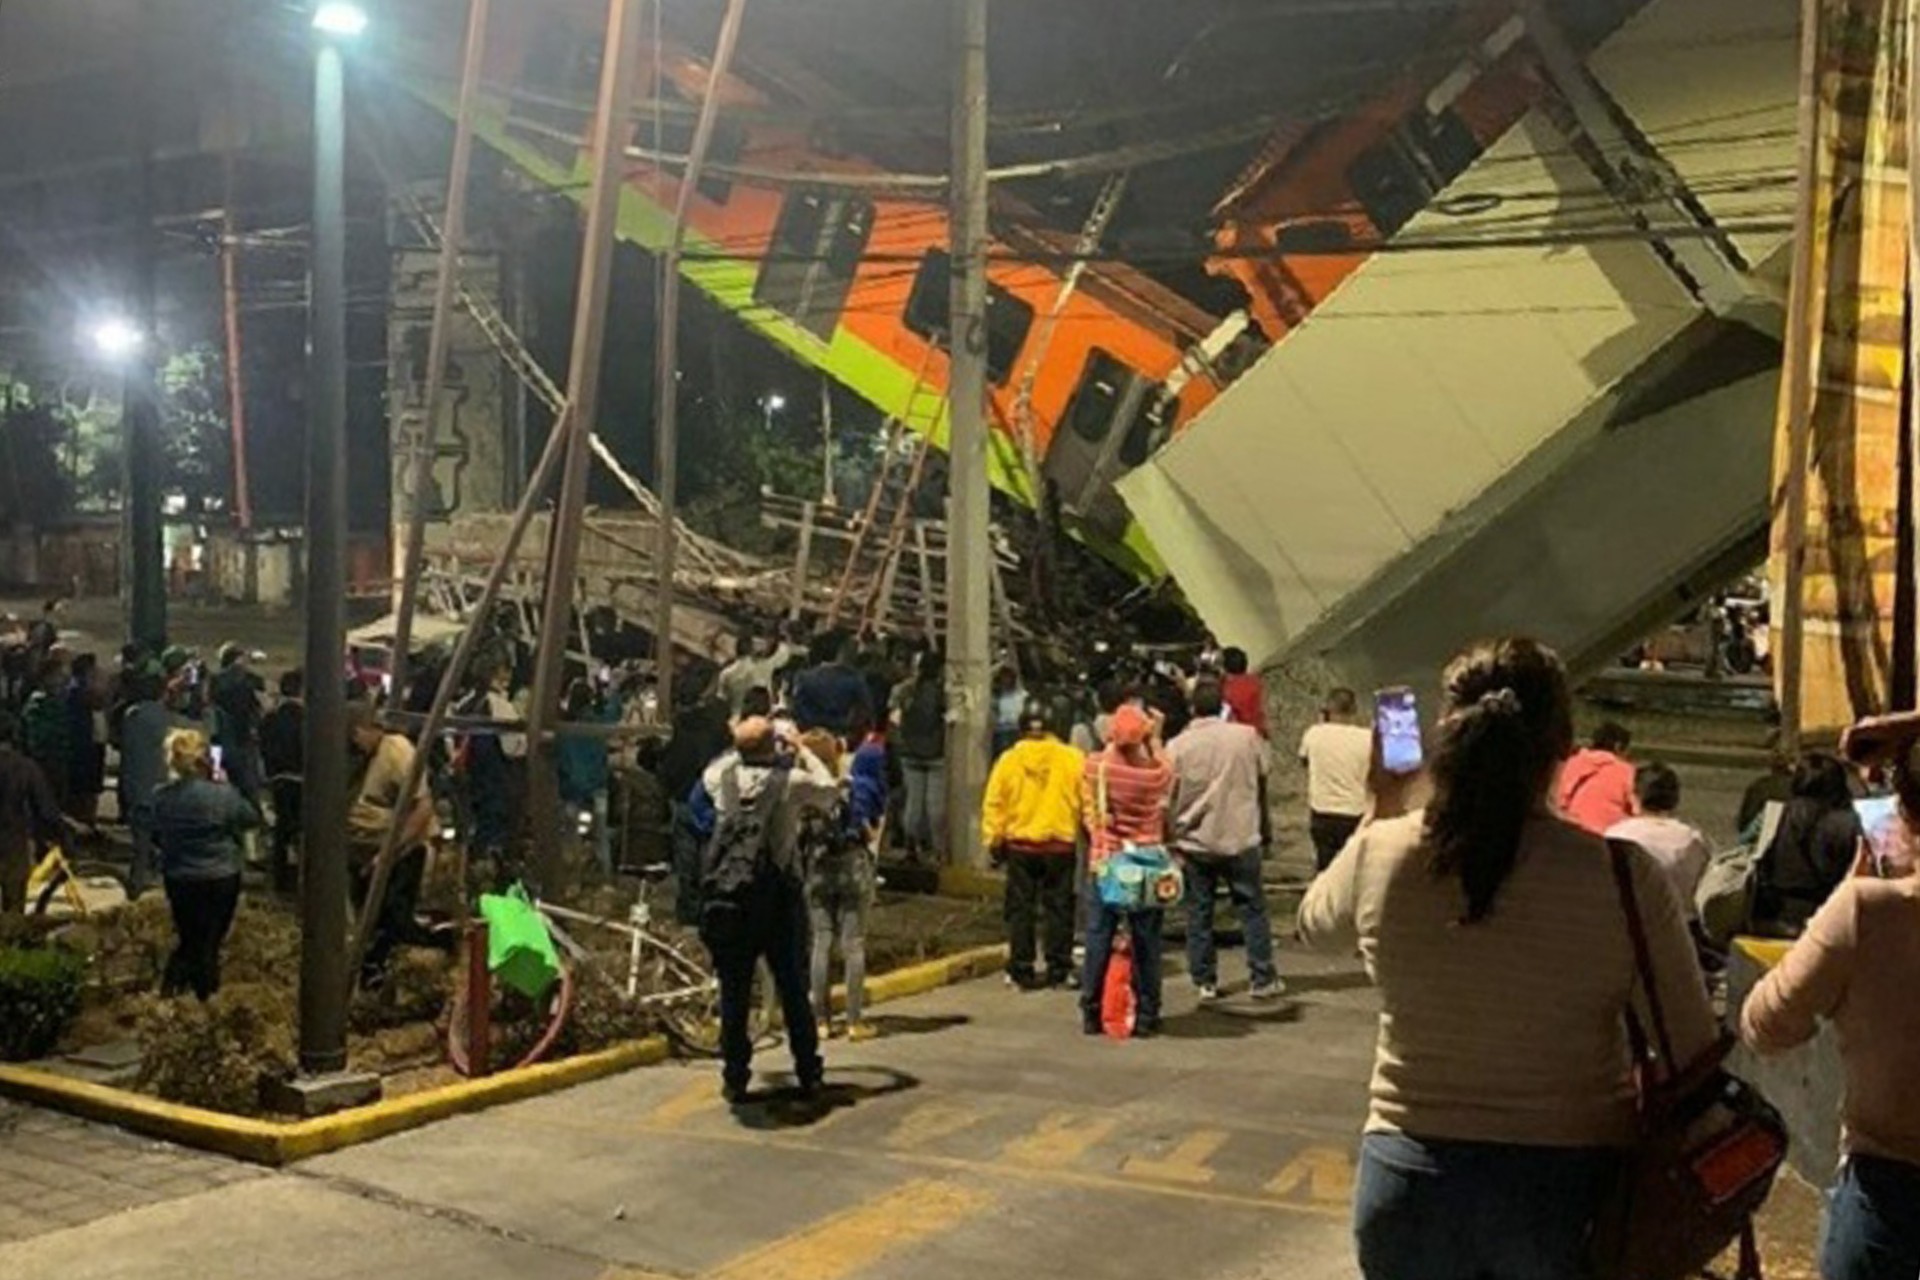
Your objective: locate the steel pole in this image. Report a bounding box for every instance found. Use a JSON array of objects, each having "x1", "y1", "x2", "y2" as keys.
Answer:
[
  {"x1": 944, "y1": 0, "x2": 992, "y2": 869},
  {"x1": 653, "y1": 0, "x2": 750, "y2": 732},
  {"x1": 389, "y1": 0, "x2": 492, "y2": 709},
  {"x1": 1776, "y1": 0, "x2": 1824, "y2": 753},
  {"x1": 299, "y1": 38, "x2": 351, "y2": 1075},
  {"x1": 126, "y1": 7, "x2": 166, "y2": 652},
  {"x1": 526, "y1": 0, "x2": 648, "y2": 889}
]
